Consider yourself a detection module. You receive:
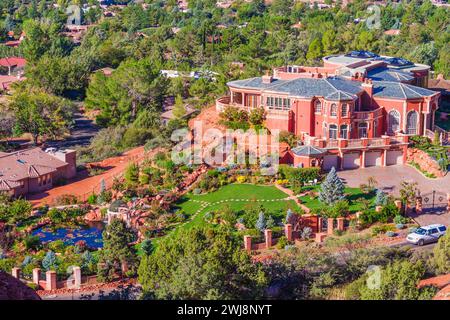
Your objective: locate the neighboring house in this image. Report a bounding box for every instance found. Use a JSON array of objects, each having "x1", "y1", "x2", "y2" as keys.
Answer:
[
  {"x1": 428, "y1": 74, "x2": 450, "y2": 104},
  {"x1": 0, "y1": 148, "x2": 77, "y2": 197},
  {"x1": 0, "y1": 57, "x2": 26, "y2": 76},
  {"x1": 216, "y1": 51, "x2": 440, "y2": 170},
  {"x1": 0, "y1": 74, "x2": 26, "y2": 92}
]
